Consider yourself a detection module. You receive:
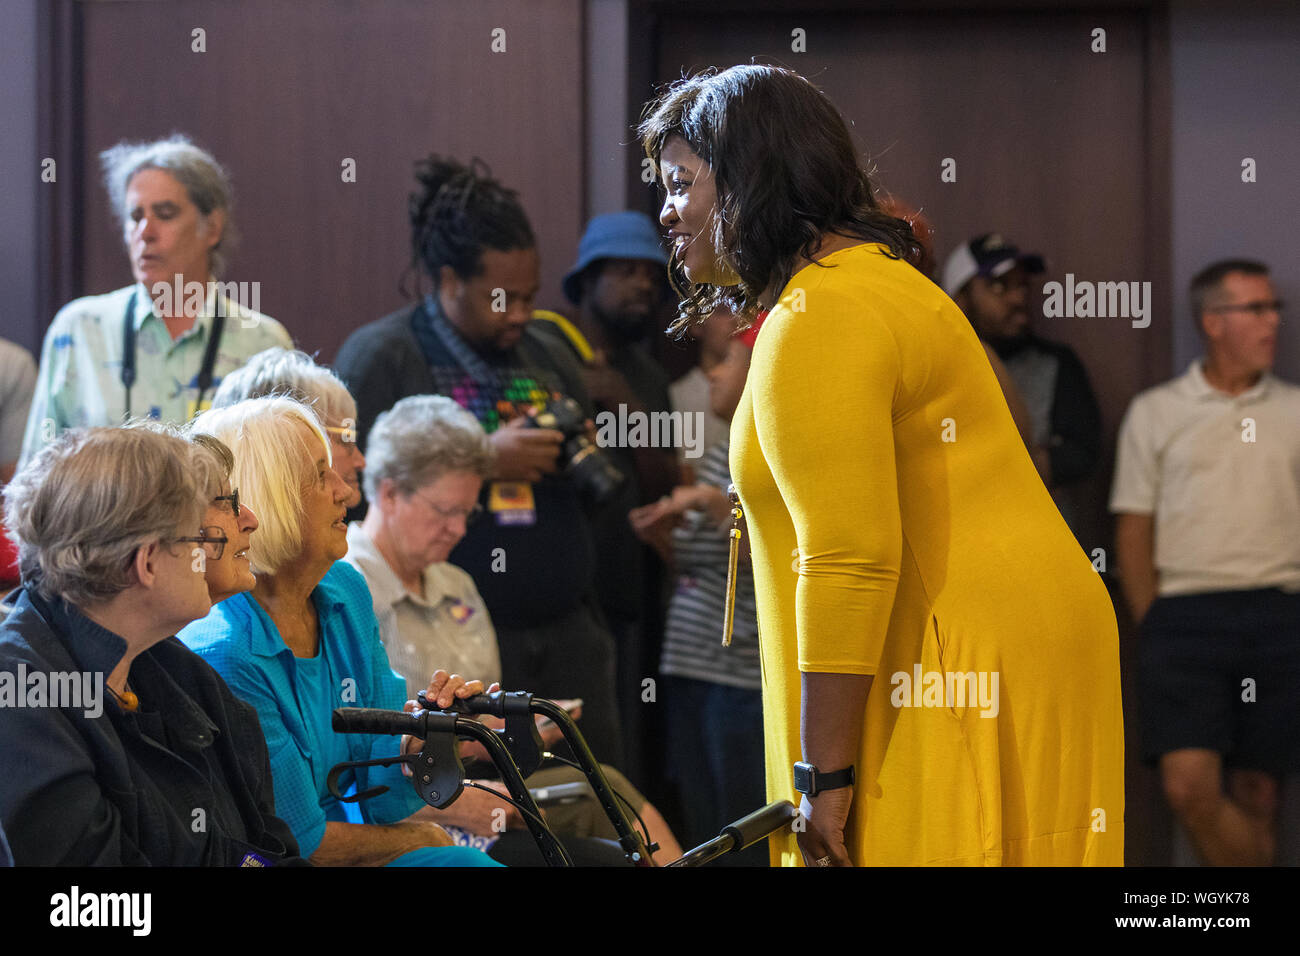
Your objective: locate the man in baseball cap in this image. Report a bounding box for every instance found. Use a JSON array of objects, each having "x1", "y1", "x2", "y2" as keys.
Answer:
[
  {"x1": 944, "y1": 233, "x2": 1101, "y2": 543},
  {"x1": 942, "y1": 233, "x2": 1046, "y2": 346}
]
